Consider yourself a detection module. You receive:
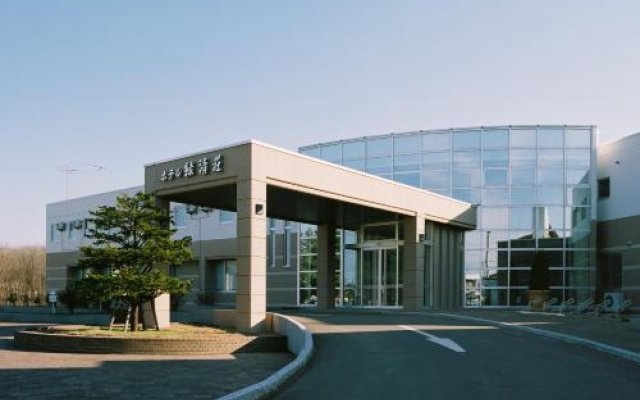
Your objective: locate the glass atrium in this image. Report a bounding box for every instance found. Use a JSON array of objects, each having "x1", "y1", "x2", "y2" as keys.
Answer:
[{"x1": 299, "y1": 126, "x2": 596, "y2": 307}]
